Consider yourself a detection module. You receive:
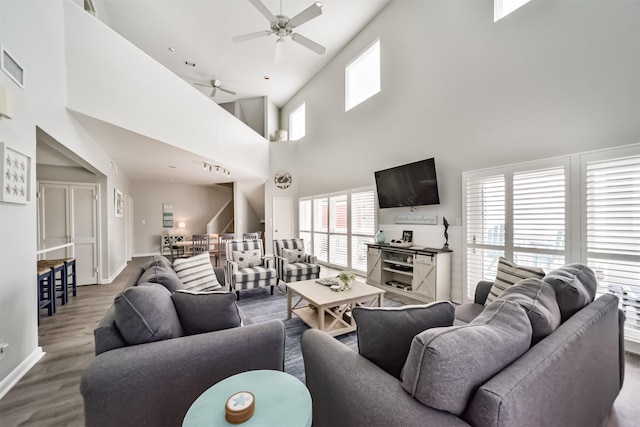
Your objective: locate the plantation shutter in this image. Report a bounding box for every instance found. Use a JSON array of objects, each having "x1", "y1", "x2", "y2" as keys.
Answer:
[
  {"x1": 329, "y1": 195, "x2": 348, "y2": 267},
  {"x1": 351, "y1": 190, "x2": 376, "y2": 272},
  {"x1": 465, "y1": 174, "x2": 505, "y2": 300},
  {"x1": 512, "y1": 167, "x2": 566, "y2": 270},
  {"x1": 586, "y1": 154, "x2": 640, "y2": 339},
  {"x1": 313, "y1": 197, "x2": 328, "y2": 262},
  {"x1": 299, "y1": 199, "x2": 312, "y2": 250}
]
